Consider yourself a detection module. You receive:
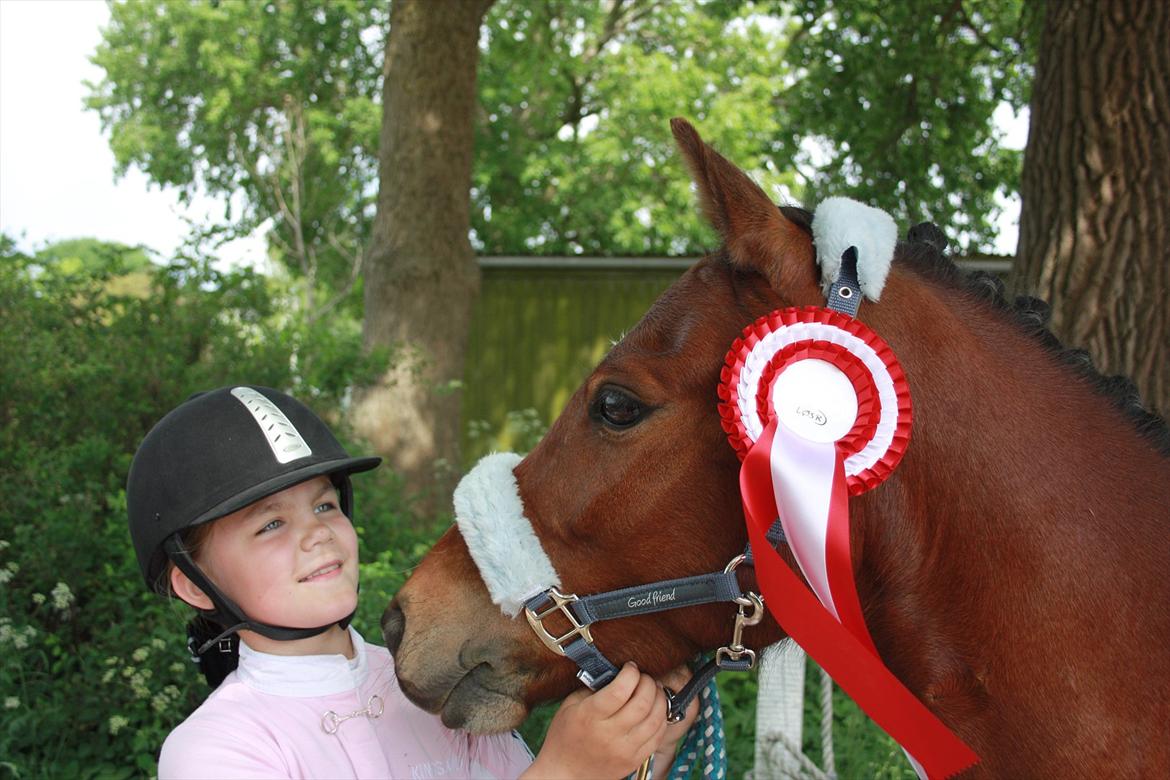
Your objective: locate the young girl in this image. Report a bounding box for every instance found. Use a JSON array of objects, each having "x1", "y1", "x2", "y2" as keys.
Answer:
[{"x1": 127, "y1": 385, "x2": 692, "y2": 779}]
